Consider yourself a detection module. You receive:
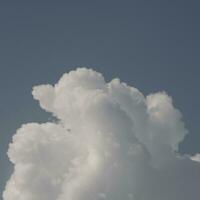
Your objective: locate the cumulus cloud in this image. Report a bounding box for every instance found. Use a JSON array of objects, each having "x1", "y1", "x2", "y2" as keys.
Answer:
[{"x1": 3, "y1": 68, "x2": 200, "y2": 200}]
